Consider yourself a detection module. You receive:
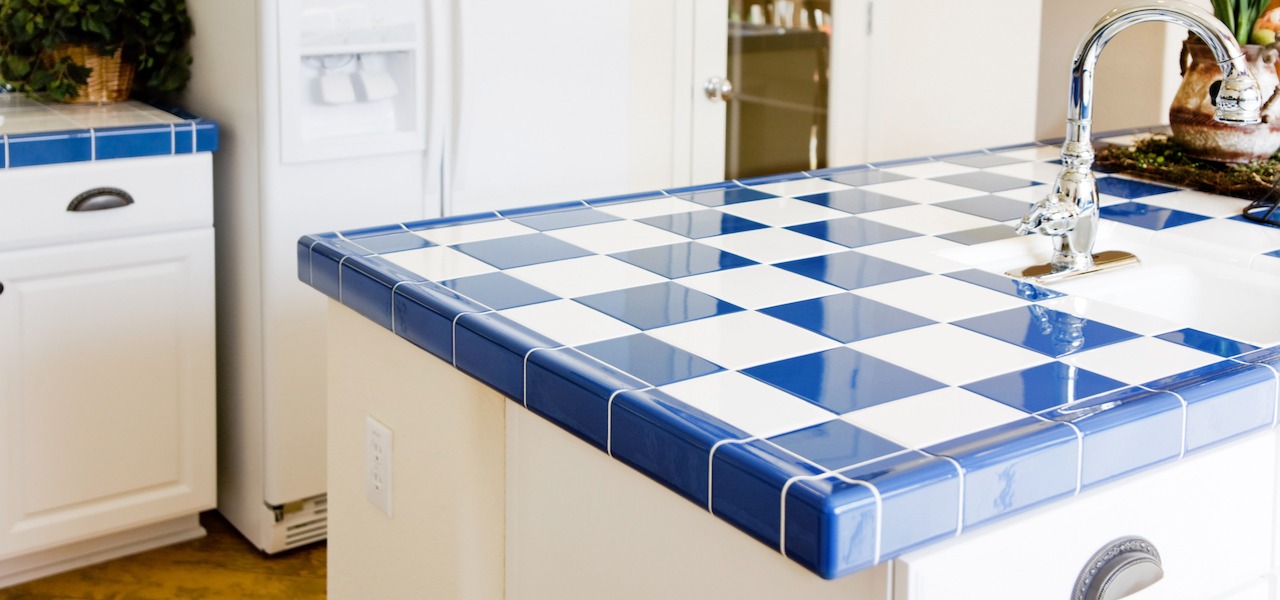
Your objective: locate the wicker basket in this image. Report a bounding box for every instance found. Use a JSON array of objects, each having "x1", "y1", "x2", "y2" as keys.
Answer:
[{"x1": 51, "y1": 45, "x2": 135, "y2": 103}]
